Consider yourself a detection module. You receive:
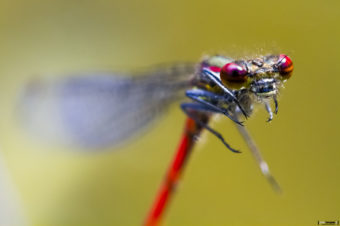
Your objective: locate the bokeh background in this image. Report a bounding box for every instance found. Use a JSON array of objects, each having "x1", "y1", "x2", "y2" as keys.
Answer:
[{"x1": 1, "y1": 0, "x2": 340, "y2": 225}]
